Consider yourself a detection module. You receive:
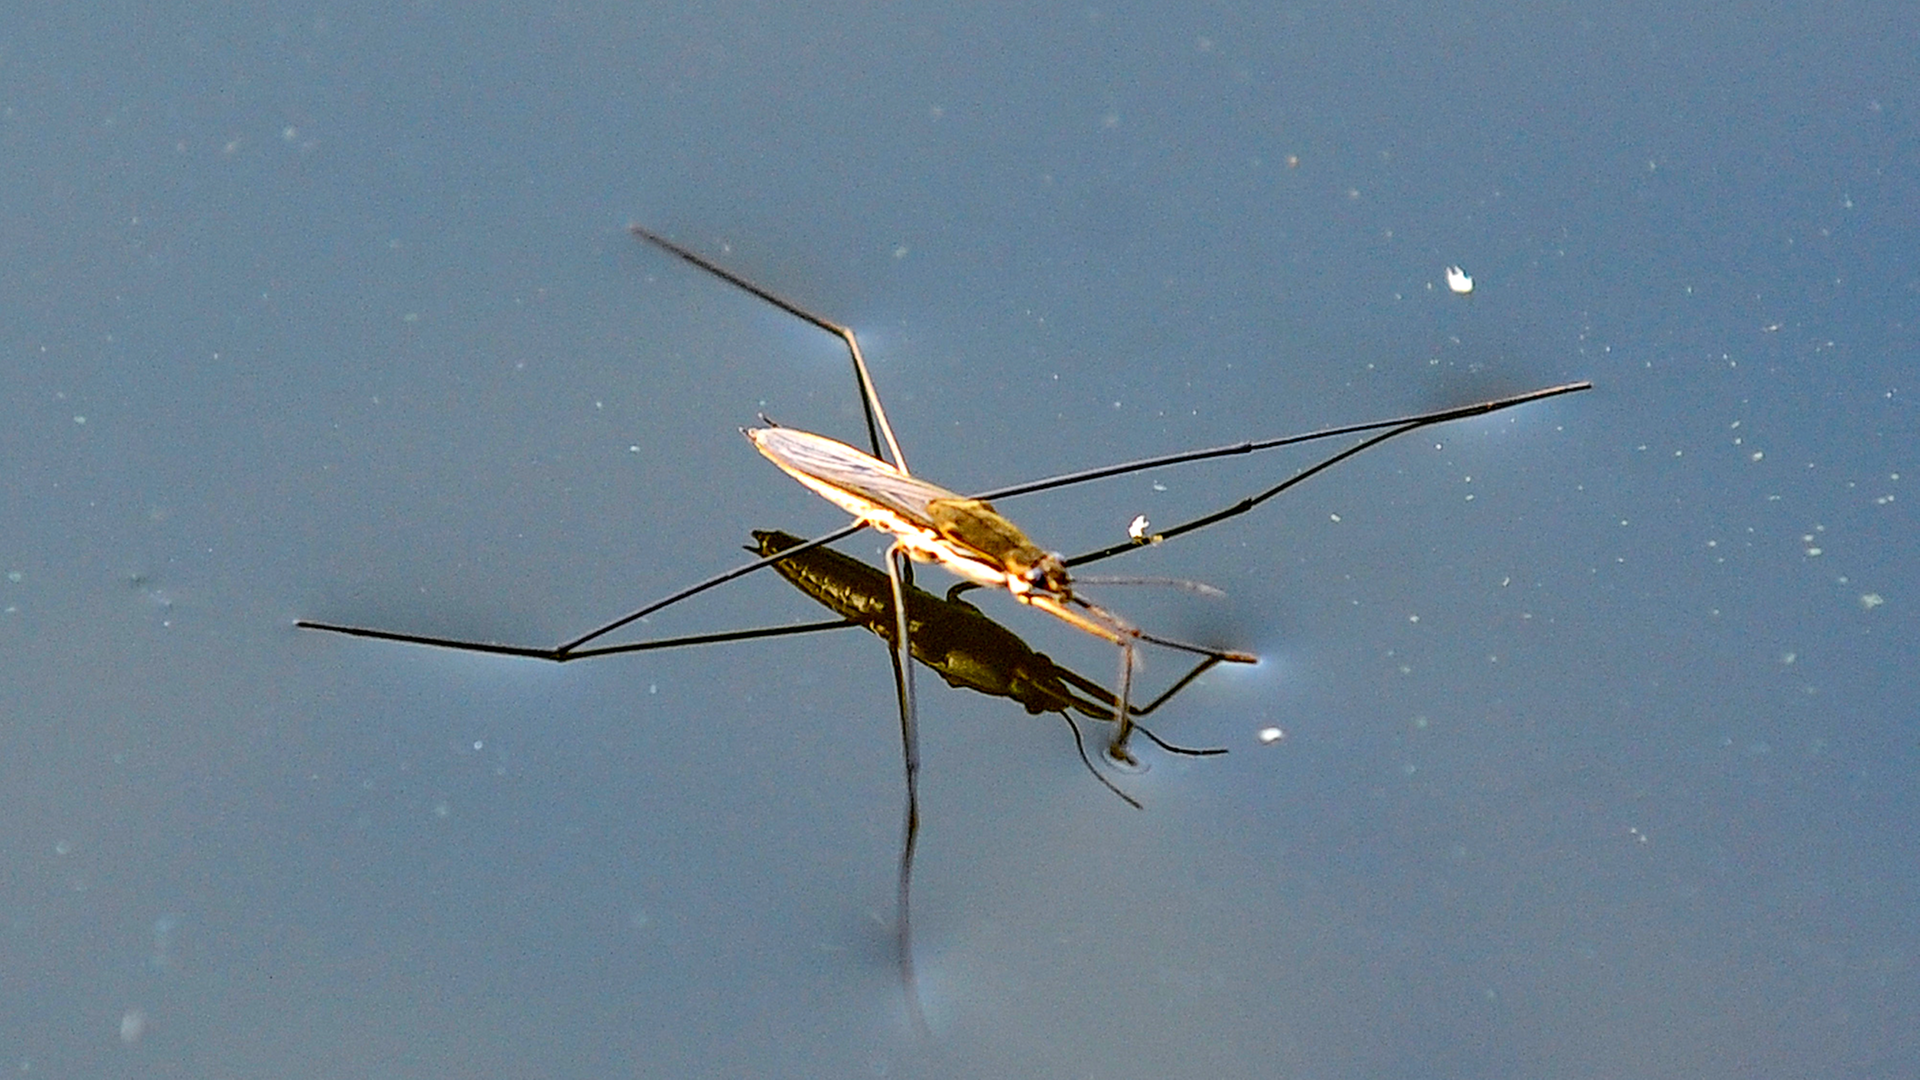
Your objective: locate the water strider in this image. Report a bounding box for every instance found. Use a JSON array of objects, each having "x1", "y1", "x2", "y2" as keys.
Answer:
[
  {"x1": 748, "y1": 527, "x2": 1230, "y2": 809},
  {"x1": 298, "y1": 224, "x2": 1592, "y2": 1026}
]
